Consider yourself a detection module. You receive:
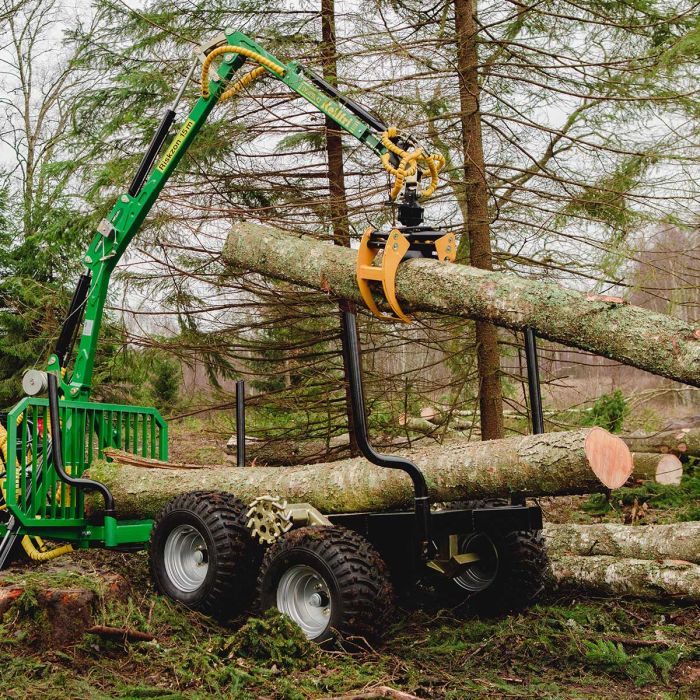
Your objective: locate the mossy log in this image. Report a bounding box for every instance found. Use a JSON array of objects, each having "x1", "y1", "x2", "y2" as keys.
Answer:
[
  {"x1": 90, "y1": 428, "x2": 631, "y2": 519},
  {"x1": 624, "y1": 428, "x2": 700, "y2": 457},
  {"x1": 544, "y1": 523, "x2": 700, "y2": 563},
  {"x1": 223, "y1": 223, "x2": 700, "y2": 387},
  {"x1": 549, "y1": 556, "x2": 700, "y2": 601}
]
